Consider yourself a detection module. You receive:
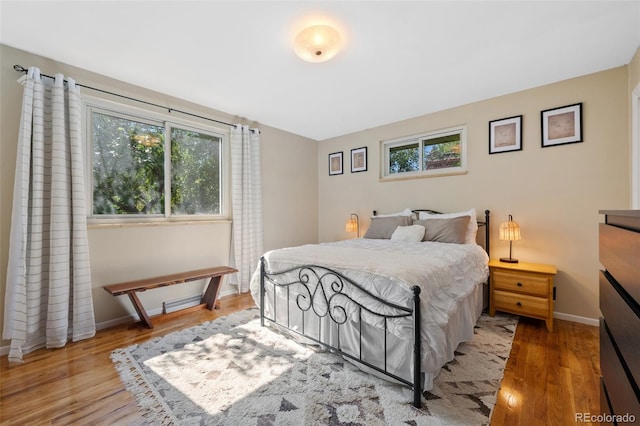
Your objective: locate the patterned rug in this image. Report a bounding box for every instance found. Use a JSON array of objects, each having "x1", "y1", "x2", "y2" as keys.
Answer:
[{"x1": 110, "y1": 308, "x2": 517, "y2": 425}]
